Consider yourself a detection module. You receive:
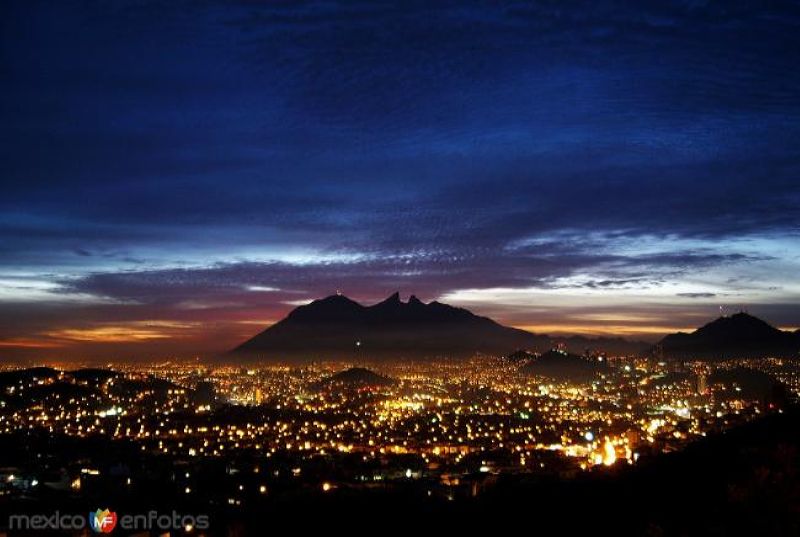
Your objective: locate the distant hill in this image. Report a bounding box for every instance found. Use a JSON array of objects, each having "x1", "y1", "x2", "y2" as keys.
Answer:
[
  {"x1": 519, "y1": 349, "x2": 606, "y2": 382},
  {"x1": 313, "y1": 367, "x2": 397, "y2": 390},
  {"x1": 657, "y1": 312, "x2": 800, "y2": 360},
  {"x1": 230, "y1": 292, "x2": 648, "y2": 361}
]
